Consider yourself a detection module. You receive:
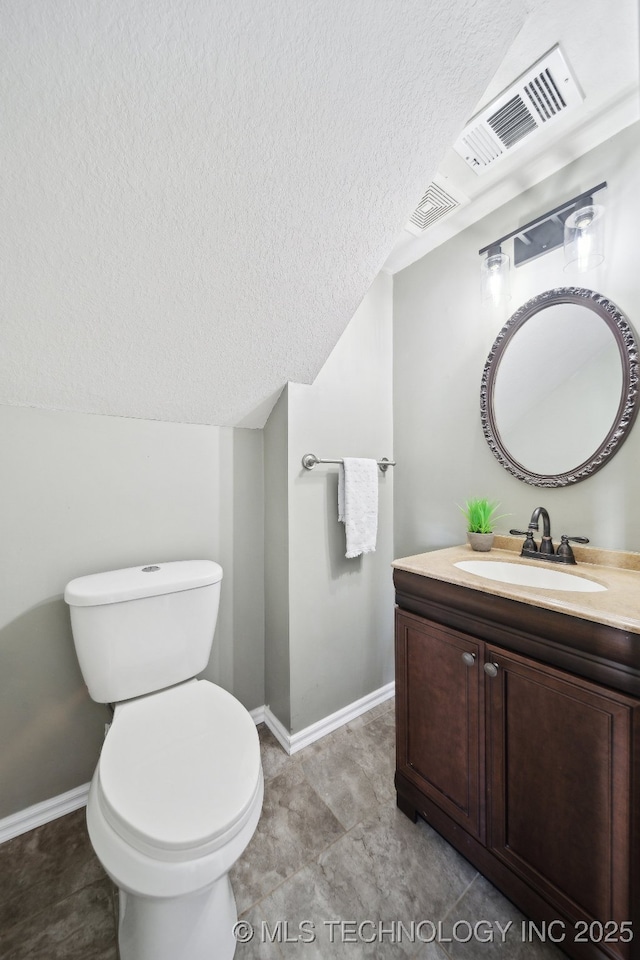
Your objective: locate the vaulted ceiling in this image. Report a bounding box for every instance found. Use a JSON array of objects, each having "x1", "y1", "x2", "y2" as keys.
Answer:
[
  {"x1": 1, "y1": 0, "x2": 524, "y2": 427},
  {"x1": 385, "y1": 0, "x2": 639, "y2": 272}
]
